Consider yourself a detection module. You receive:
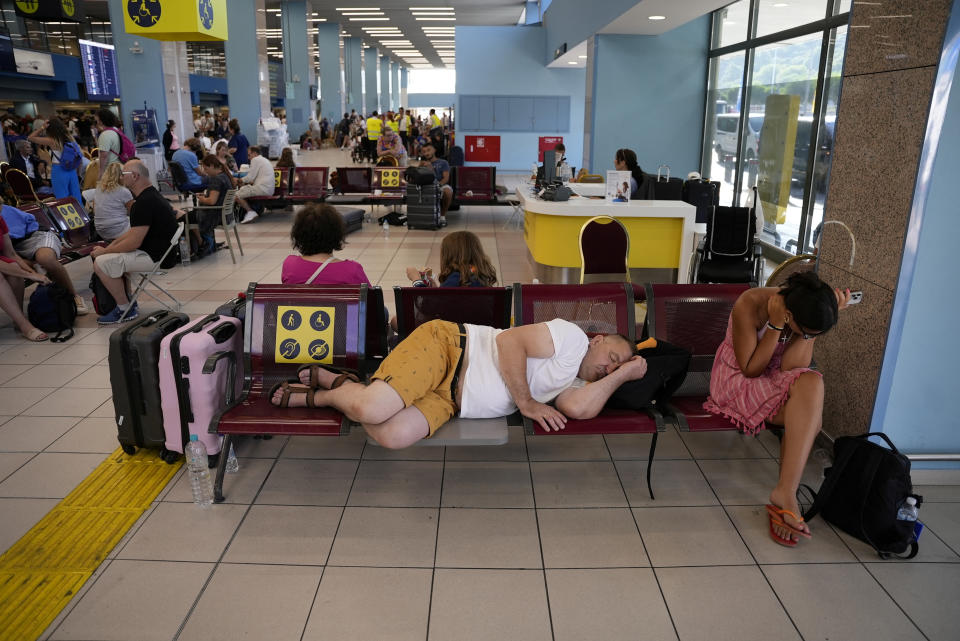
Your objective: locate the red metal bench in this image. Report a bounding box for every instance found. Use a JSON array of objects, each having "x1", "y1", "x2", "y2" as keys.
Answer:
[
  {"x1": 211, "y1": 282, "x2": 386, "y2": 502},
  {"x1": 453, "y1": 166, "x2": 497, "y2": 205},
  {"x1": 247, "y1": 167, "x2": 294, "y2": 210},
  {"x1": 326, "y1": 167, "x2": 372, "y2": 205},
  {"x1": 370, "y1": 167, "x2": 406, "y2": 209},
  {"x1": 393, "y1": 286, "x2": 513, "y2": 341},
  {"x1": 288, "y1": 166, "x2": 328, "y2": 204},
  {"x1": 645, "y1": 283, "x2": 750, "y2": 431},
  {"x1": 514, "y1": 282, "x2": 664, "y2": 497},
  {"x1": 18, "y1": 197, "x2": 106, "y2": 264}
]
